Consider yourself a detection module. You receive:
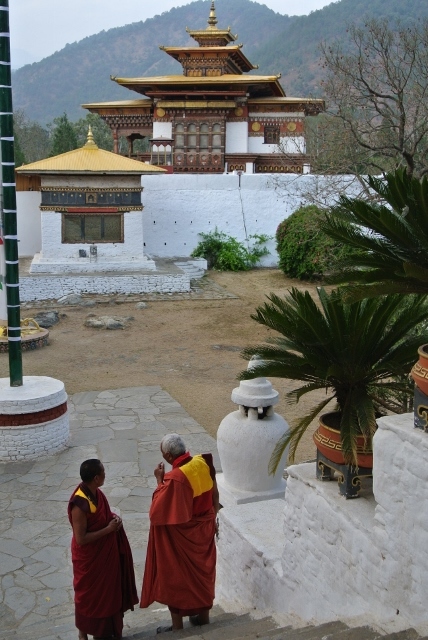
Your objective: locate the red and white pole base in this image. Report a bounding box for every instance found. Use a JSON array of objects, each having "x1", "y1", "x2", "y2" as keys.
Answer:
[{"x1": 0, "y1": 376, "x2": 69, "y2": 460}]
